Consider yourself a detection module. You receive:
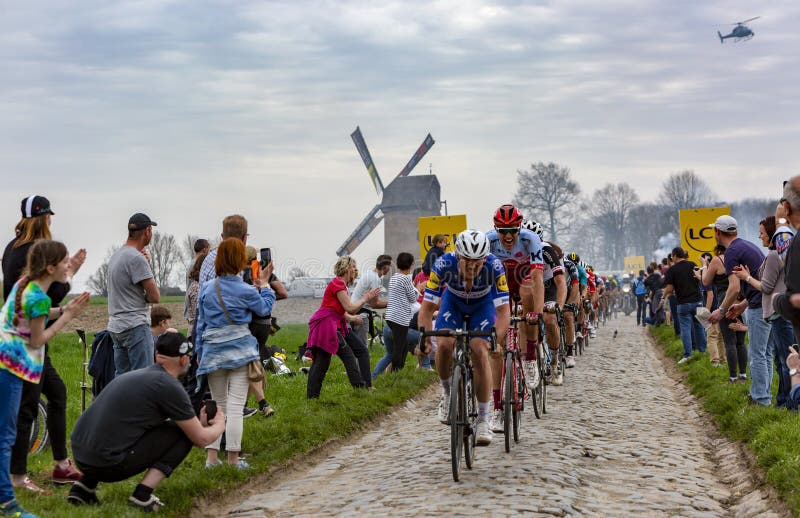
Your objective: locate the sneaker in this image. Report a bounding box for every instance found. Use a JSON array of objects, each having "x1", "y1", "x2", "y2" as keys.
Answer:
[
  {"x1": 52, "y1": 459, "x2": 82, "y2": 484},
  {"x1": 235, "y1": 458, "x2": 250, "y2": 470},
  {"x1": 128, "y1": 494, "x2": 165, "y2": 512},
  {"x1": 729, "y1": 377, "x2": 737, "y2": 383},
  {"x1": 0, "y1": 499, "x2": 37, "y2": 518},
  {"x1": 738, "y1": 374, "x2": 748, "y2": 381},
  {"x1": 242, "y1": 407, "x2": 257, "y2": 419},
  {"x1": 437, "y1": 393, "x2": 450, "y2": 424},
  {"x1": 475, "y1": 419, "x2": 493, "y2": 446},
  {"x1": 67, "y1": 481, "x2": 100, "y2": 506},
  {"x1": 205, "y1": 460, "x2": 222, "y2": 469},
  {"x1": 565, "y1": 355, "x2": 576, "y2": 368},
  {"x1": 524, "y1": 360, "x2": 539, "y2": 389},
  {"x1": 12, "y1": 476, "x2": 51, "y2": 495},
  {"x1": 677, "y1": 357, "x2": 690, "y2": 365},
  {"x1": 490, "y1": 408, "x2": 504, "y2": 433},
  {"x1": 259, "y1": 403, "x2": 275, "y2": 417}
]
